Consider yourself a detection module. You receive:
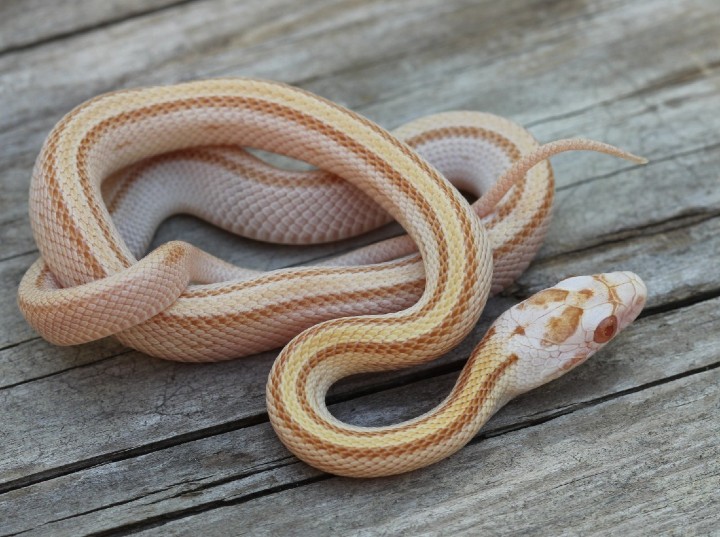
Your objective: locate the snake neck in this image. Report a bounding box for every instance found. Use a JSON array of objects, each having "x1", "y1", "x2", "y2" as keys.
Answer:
[{"x1": 266, "y1": 327, "x2": 517, "y2": 478}]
